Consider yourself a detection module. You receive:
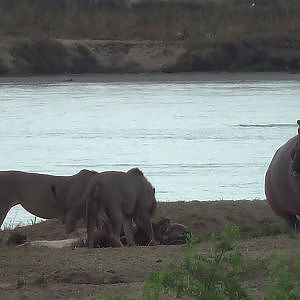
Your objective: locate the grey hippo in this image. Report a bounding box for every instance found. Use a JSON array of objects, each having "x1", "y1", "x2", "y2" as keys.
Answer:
[{"x1": 265, "y1": 120, "x2": 300, "y2": 228}]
